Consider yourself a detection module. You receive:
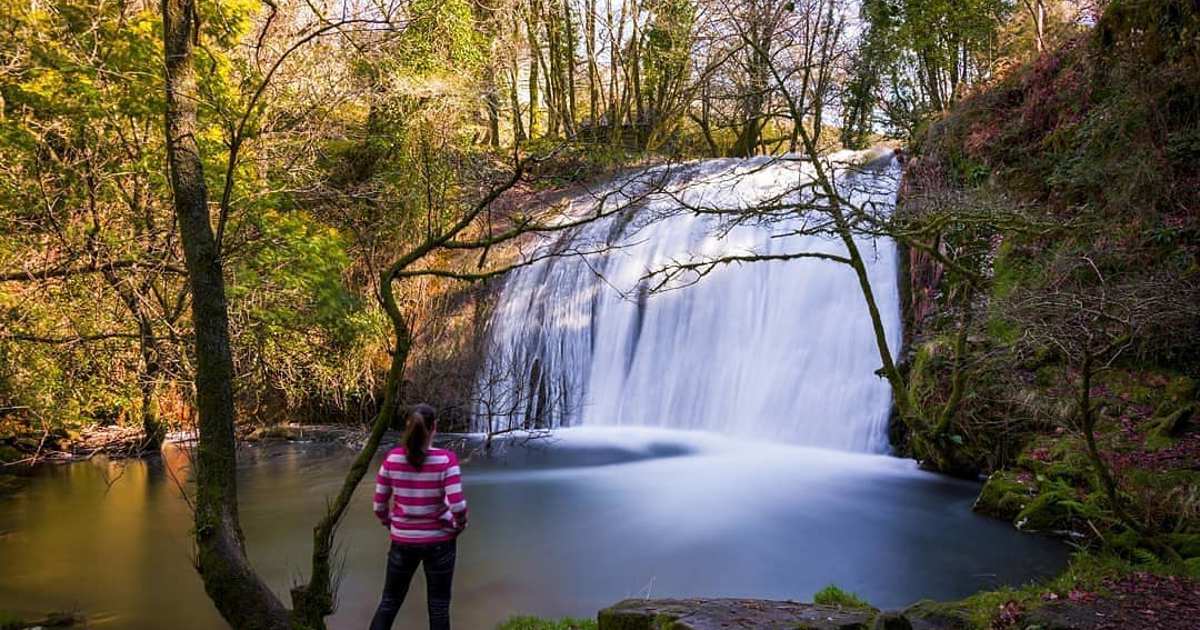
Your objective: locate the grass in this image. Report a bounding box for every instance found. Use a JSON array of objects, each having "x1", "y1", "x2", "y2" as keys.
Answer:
[
  {"x1": 812, "y1": 584, "x2": 872, "y2": 609},
  {"x1": 497, "y1": 615, "x2": 598, "y2": 630}
]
